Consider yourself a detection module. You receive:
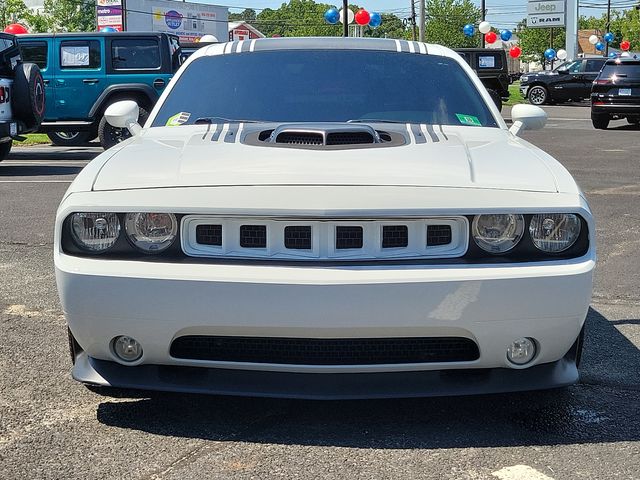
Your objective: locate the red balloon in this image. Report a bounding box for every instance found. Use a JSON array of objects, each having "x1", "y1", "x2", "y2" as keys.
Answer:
[
  {"x1": 620, "y1": 40, "x2": 631, "y2": 51},
  {"x1": 4, "y1": 23, "x2": 28, "y2": 35},
  {"x1": 354, "y1": 9, "x2": 370, "y2": 26},
  {"x1": 509, "y1": 46, "x2": 522, "y2": 58},
  {"x1": 485, "y1": 31, "x2": 497, "y2": 44}
]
